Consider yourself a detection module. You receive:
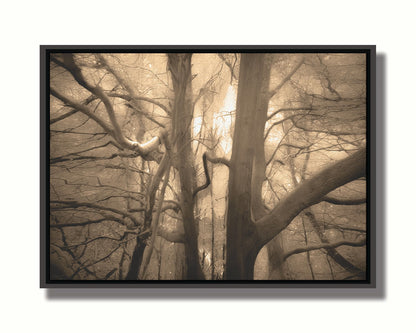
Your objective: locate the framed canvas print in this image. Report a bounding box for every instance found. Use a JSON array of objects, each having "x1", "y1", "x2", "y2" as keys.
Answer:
[{"x1": 40, "y1": 45, "x2": 375, "y2": 288}]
